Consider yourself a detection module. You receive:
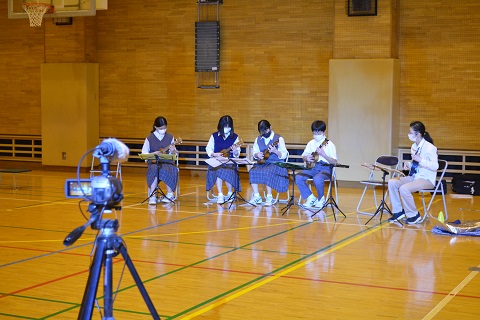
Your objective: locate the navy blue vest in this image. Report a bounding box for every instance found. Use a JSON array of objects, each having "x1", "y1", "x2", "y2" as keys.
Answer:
[
  {"x1": 147, "y1": 132, "x2": 174, "y2": 152},
  {"x1": 212, "y1": 132, "x2": 238, "y2": 156},
  {"x1": 257, "y1": 133, "x2": 282, "y2": 163}
]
